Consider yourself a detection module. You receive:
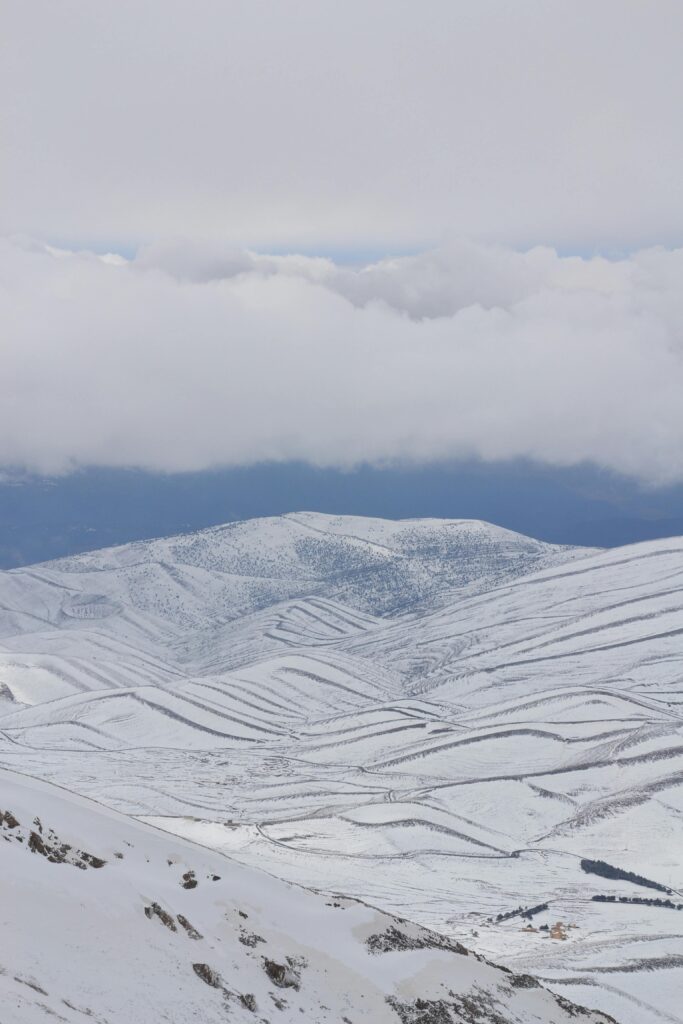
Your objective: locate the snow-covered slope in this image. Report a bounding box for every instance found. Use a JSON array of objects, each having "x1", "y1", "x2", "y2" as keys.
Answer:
[
  {"x1": 2, "y1": 515, "x2": 682, "y2": 1023},
  {"x1": 0, "y1": 513, "x2": 578, "y2": 704},
  {"x1": 0, "y1": 768, "x2": 615, "y2": 1024}
]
